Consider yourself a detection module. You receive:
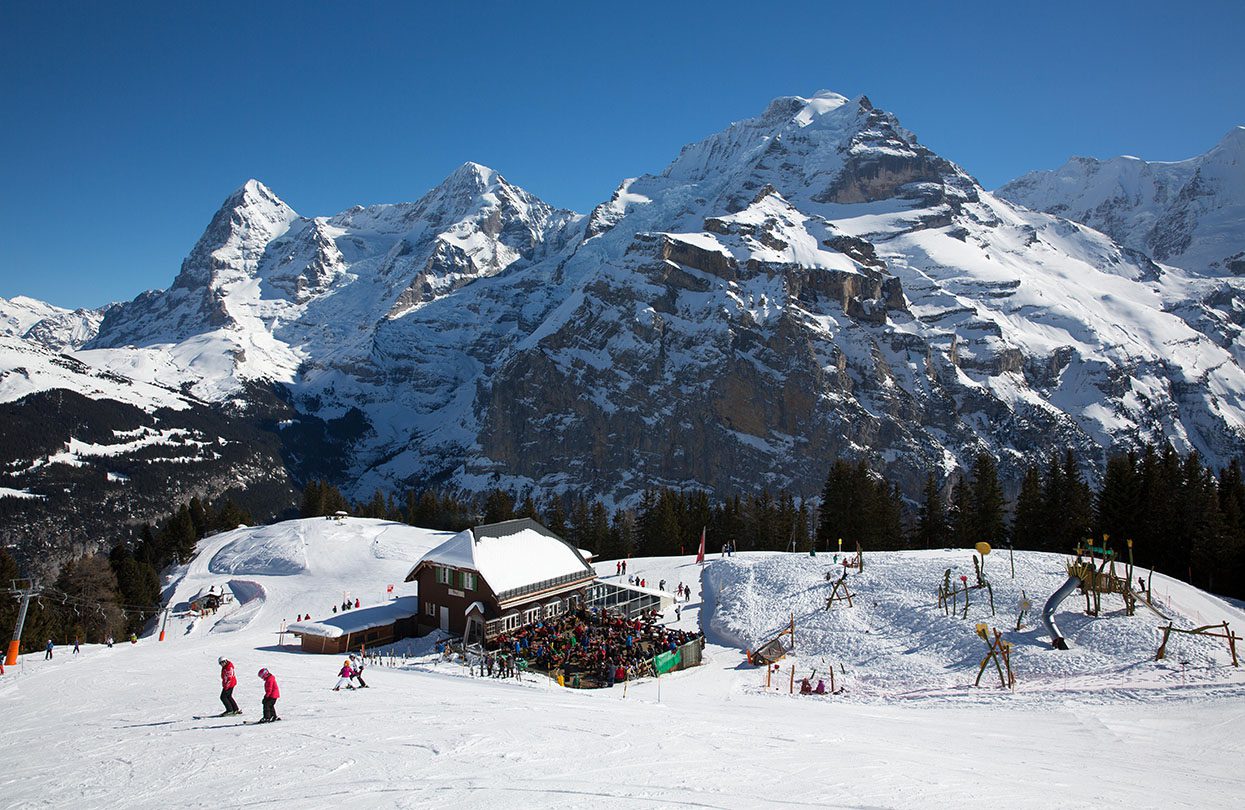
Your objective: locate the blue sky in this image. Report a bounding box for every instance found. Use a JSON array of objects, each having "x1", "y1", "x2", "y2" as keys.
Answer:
[{"x1": 2, "y1": 0, "x2": 1242, "y2": 309}]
